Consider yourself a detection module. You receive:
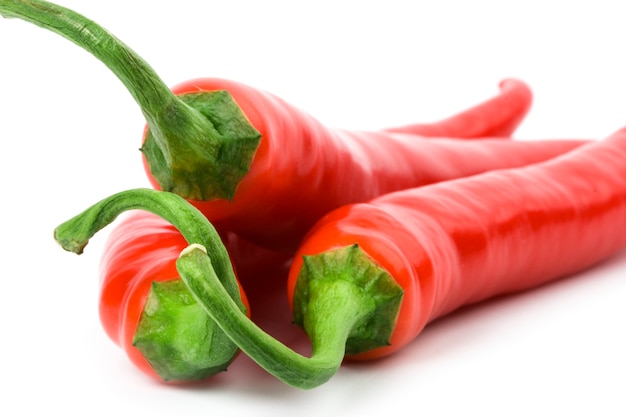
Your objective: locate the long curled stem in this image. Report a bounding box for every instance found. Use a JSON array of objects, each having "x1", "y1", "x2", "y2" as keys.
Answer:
[{"x1": 1, "y1": 0, "x2": 260, "y2": 200}]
